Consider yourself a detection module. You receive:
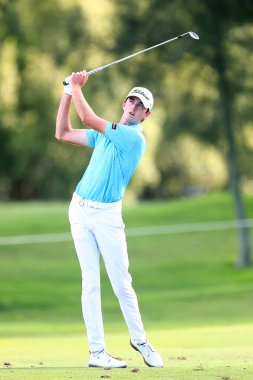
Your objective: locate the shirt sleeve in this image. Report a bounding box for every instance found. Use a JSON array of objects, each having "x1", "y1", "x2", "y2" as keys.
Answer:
[
  {"x1": 86, "y1": 129, "x2": 101, "y2": 148},
  {"x1": 105, "y1": 121, "x2": 146, "y2": 154}
]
